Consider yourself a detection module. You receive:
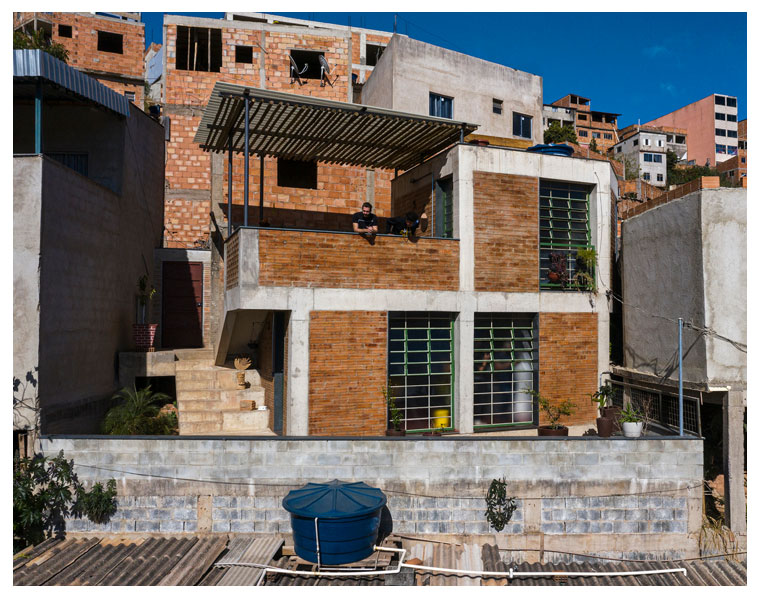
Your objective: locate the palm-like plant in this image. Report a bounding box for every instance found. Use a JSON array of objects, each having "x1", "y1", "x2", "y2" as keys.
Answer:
[{"x1": 102, "y1": 385, "x2": 172, "y2": 435}]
